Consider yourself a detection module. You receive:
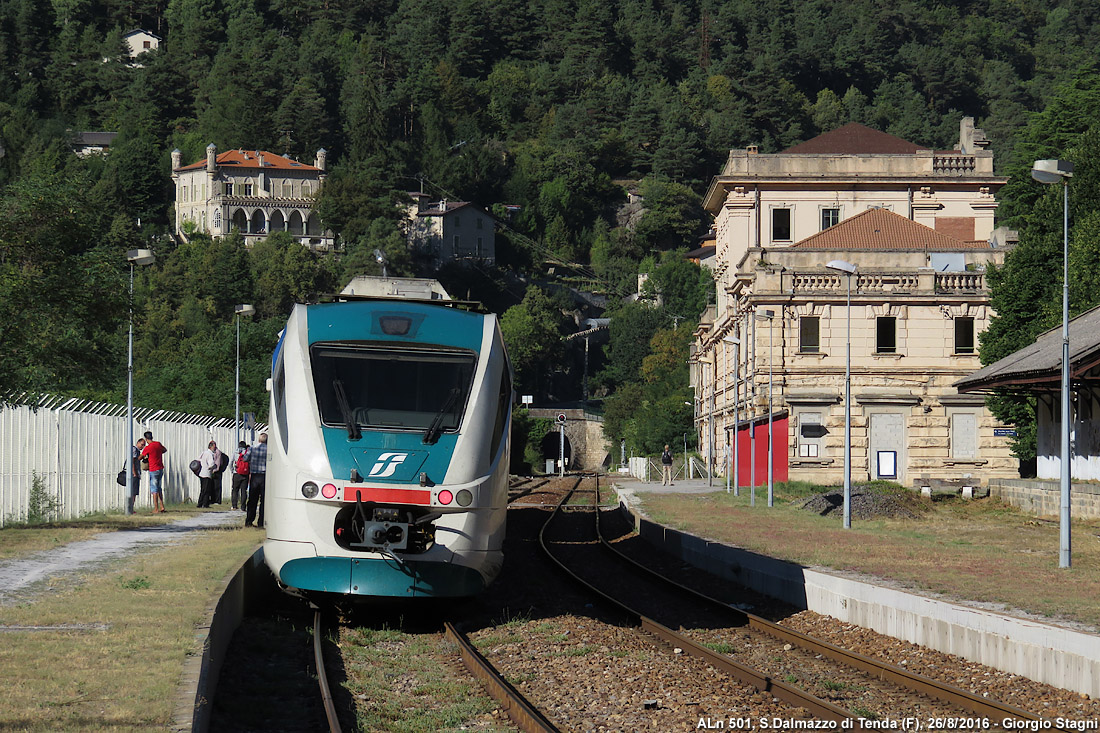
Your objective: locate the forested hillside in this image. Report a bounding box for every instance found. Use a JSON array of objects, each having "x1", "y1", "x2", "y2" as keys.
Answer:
[{"x1": 3, "y1": 0, "x2": 1100, "y2": 458}]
